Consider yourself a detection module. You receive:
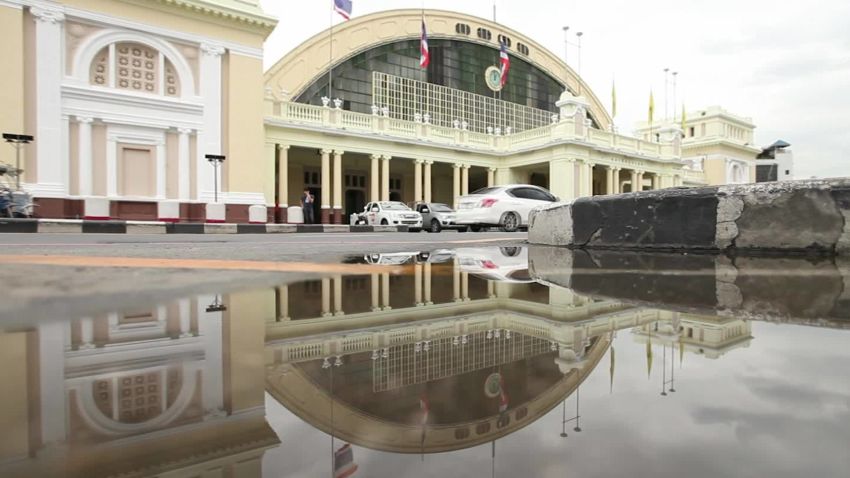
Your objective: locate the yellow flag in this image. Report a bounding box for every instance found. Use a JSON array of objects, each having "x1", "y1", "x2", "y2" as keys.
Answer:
[
  {"x1": 611, "y1": 81, "x2": 617, "y2": 118},
  {"x1": 648, "y1": 90, "x2": 655, "y2": 124},
  {"x1": 646, "y1": 337, "x2": 653, "y2": 379},
  {"x1": 681, "y1": 104, "x2": 687, "y2": 133}
]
